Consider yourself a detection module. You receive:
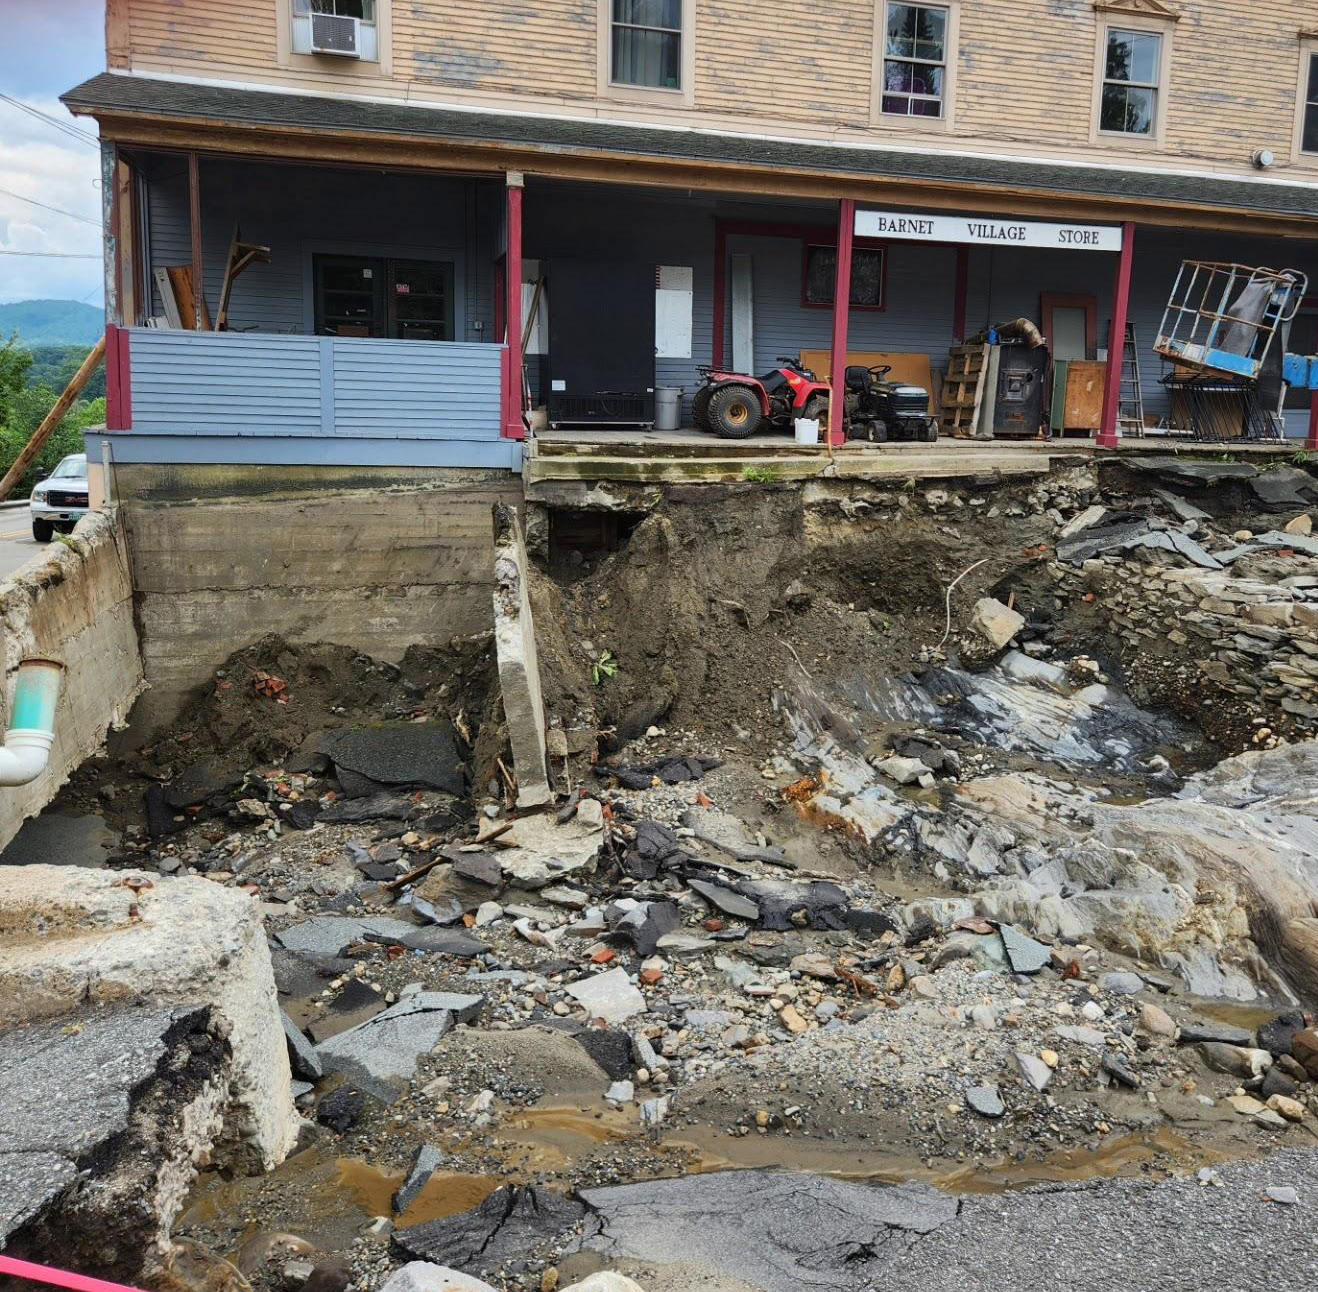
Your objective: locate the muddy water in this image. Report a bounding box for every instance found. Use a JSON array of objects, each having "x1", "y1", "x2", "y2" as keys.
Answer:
[{"x1": 336, "y1": 1160, "x2": 500, "y2": 1226}]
